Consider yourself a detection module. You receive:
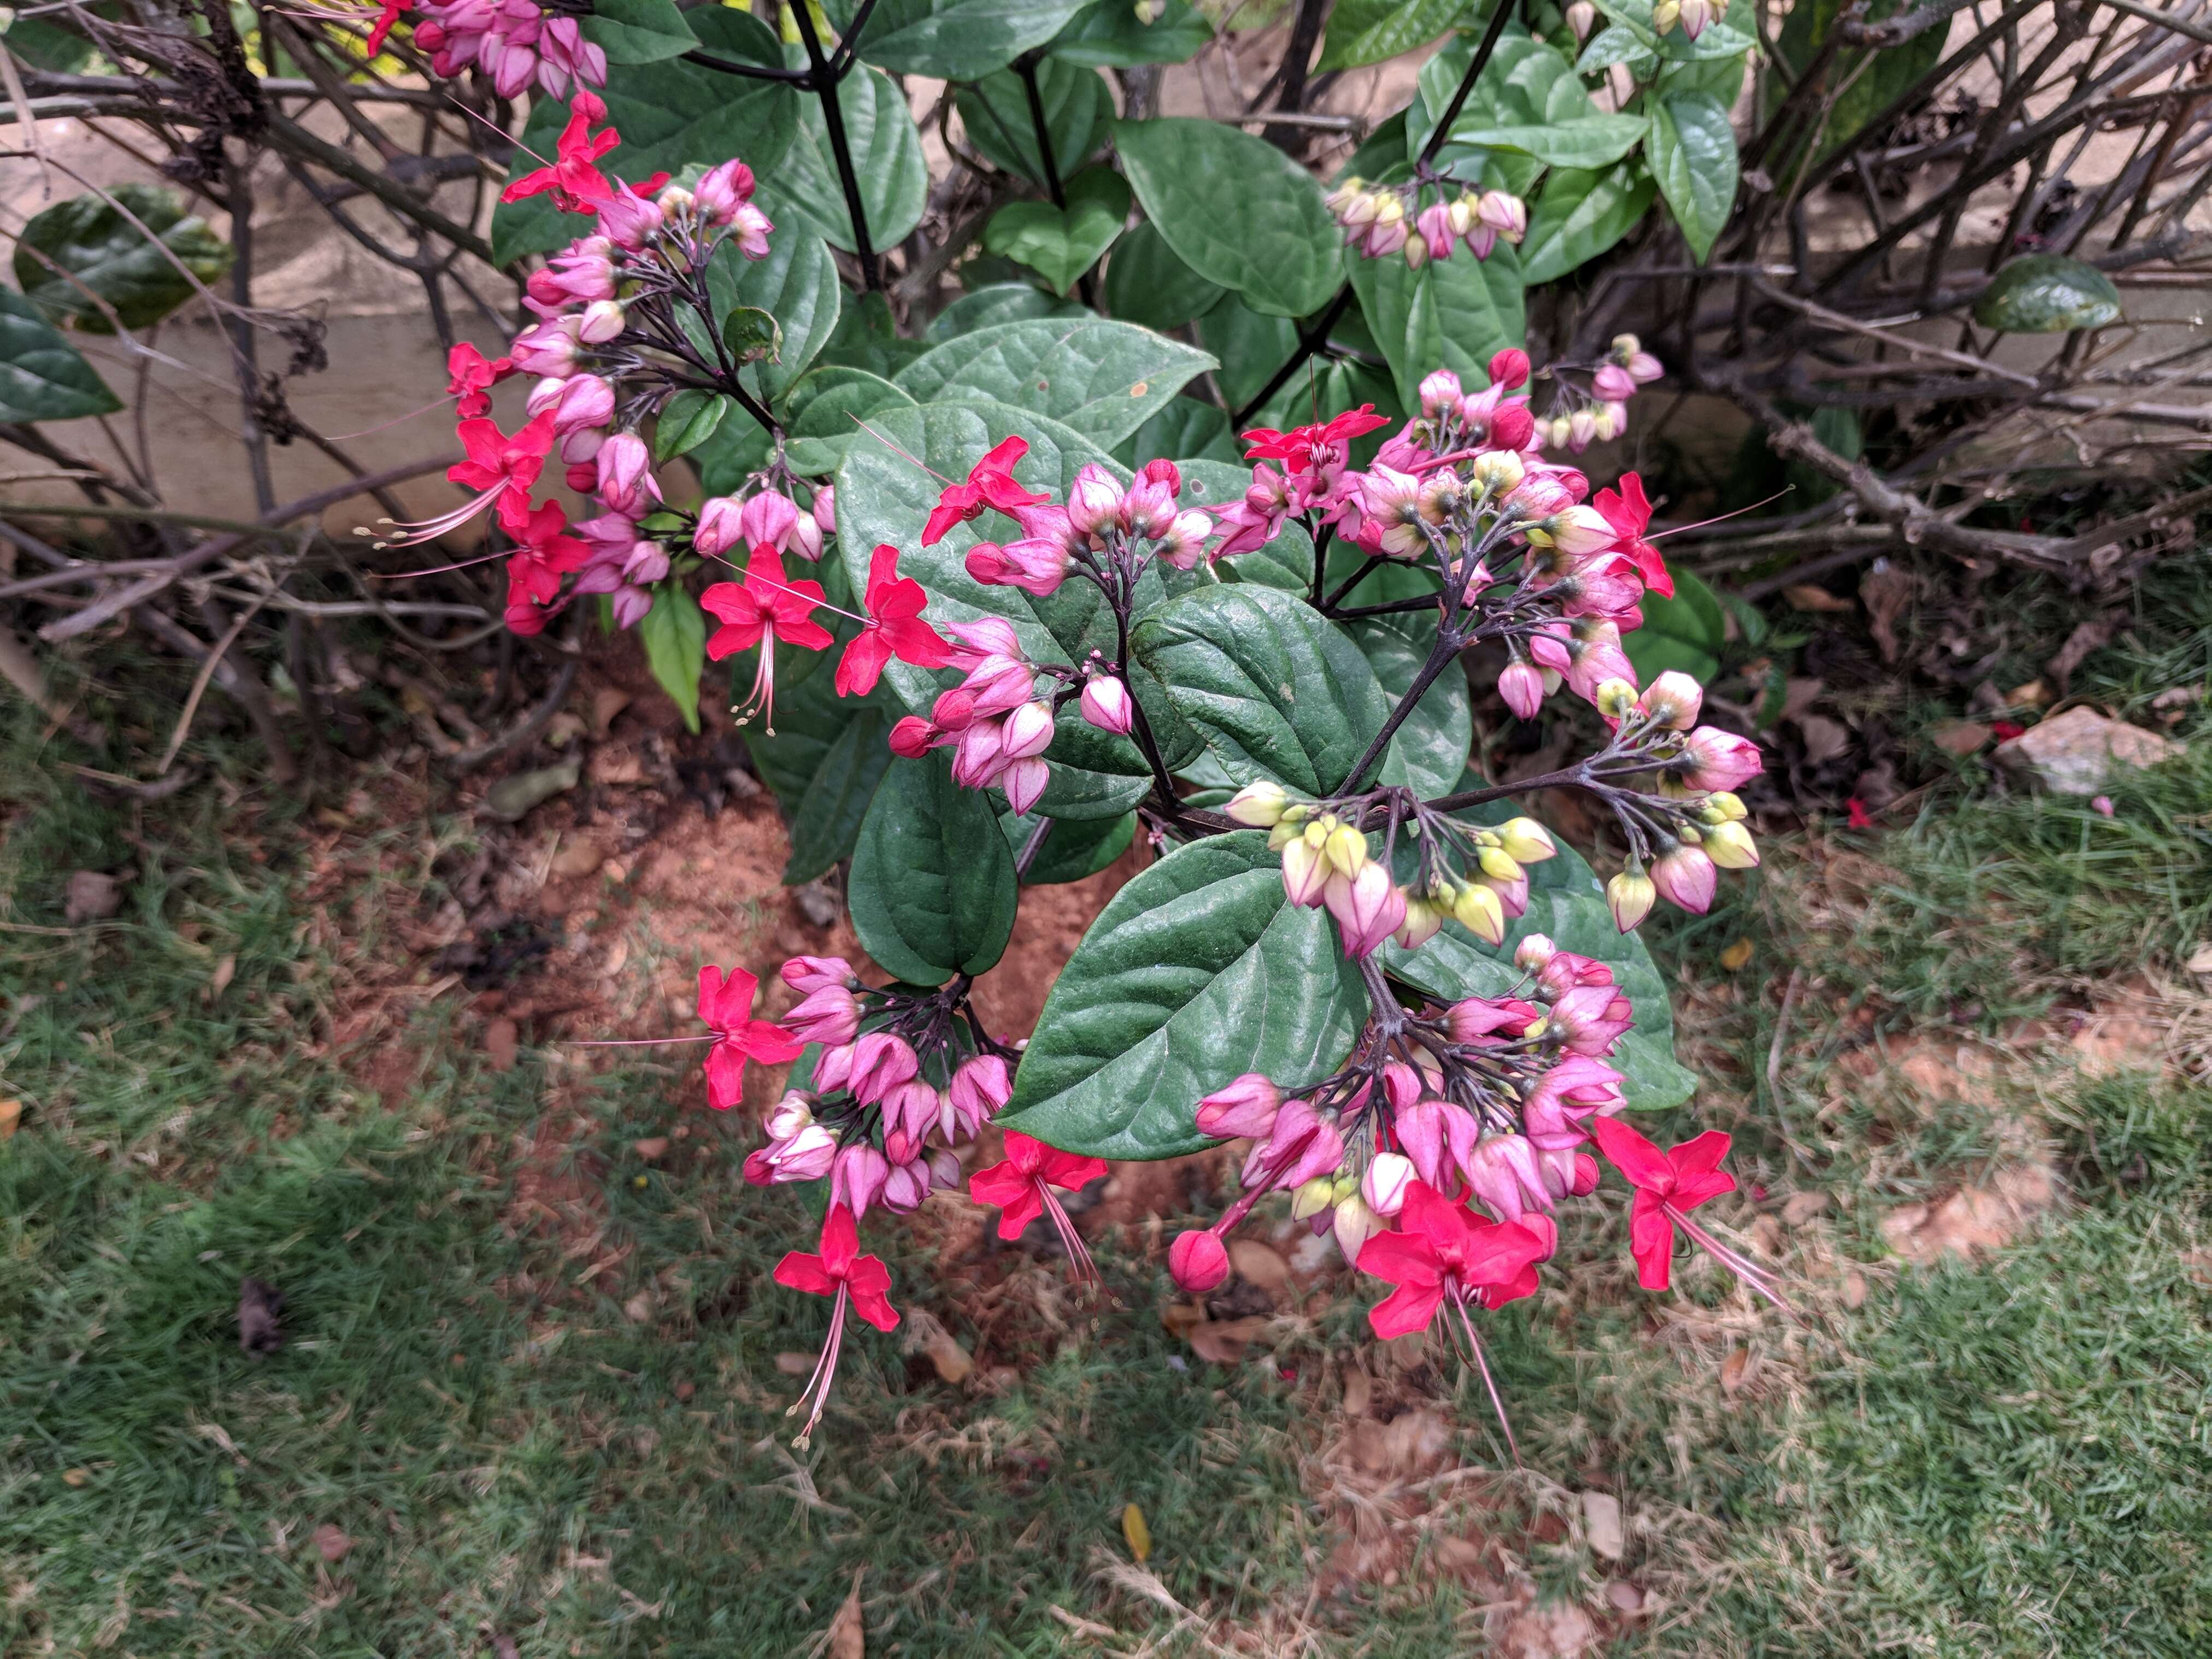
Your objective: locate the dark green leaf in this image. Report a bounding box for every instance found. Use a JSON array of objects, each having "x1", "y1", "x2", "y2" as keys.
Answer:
[
  {"x1": 1378, "y1": 789, "x2": 1696, "y2": 1110},
  {"x1": 1000, "y1": 809, "x2": 1137, "y2": 884},
  {"x1": 0, "y1": 289, "x2": 122, "y2": 421},
  {"x1": 1648, "y1": 90, "x2": 1737, "y2": 263},
  {"x1": 490, "y1": 10, "x2": 799, "y2": 266},
  {"x1": 1349, "y1": 616, "x2": 1472, "y2": 798},
  {"x1": 1194, "y1": 295, "x2": 1300, "y2": 408},
  {"x1": 780, "y1": 366, "x2": 919, "y2": 477},
  {"x1": 2, "y1": 13, "x2": 108, "y2": 72},
  {"x1": 1113, "y1": 396, "x2": 1236, "y2": 468},
  {"x1": 1973, "y1": 256, "x2": 2123, "y2": 334},
  {"x1": 784, "y1": 709, "x2": 896, "y2": 884},
  {"x1": 848, "y1": 752, "x2": 1021, "y2": 984},
  {"x1": 999, "y1": 832, "x2": 1366, "y2": 1158},
  {"x1": 1770, "y1": 0, "x2": 1940, "y2": 148},
  {"x1": 816, "y1": 290, "x2": 933, "y2": 380},
  {"x1": 705, "y1": 230, "x2": 842, "y2": 401},
  {"x1": 980, "y1": 166, "x2": 1132, "y2": 297},
  {"x1": 927, "y1": 284, "x2": 1090, "y2": 343},
  {"x1": 826, "y1": 0, "x2": 1089, "y2": 79},
  {"x1": 1347, "y1": 238, "x2": 1526, "y2": 410},
  {"x1": 1455, "y1": 114, "x2": 1649, "y2": 169},
  {"x1": 1103, "y1": 220, "x2": 1229, "y2": 332},
  {"x1": 1319, "y1": 0, "x2": 1470, "y2": 70},
  {"x1": 1114, "y1": 116, "x2": 1344, "y2": 319},
  {"x1": 579, "y1": 0, "x2": 697, "y2": 63},
  {"x1": 654, "y1": 390, "x2": 732, "y2": 461},
  {"x1": 689, "y1": 416, "x2": 776, "y2": 495},
  {"x1": 721, "y1": 305, "x2": 783, "y2": 366},
  {"x1": 1050, "y1": 0, "x2": 1213, "y2": 65},
  {"x1": 1623, "y1": 567, "x2": 1726, "y2": 683},
  {"x1": 893, "y1": 315, "x2": 1214, "y2": 448},
  {"x1": 1130, "y1": 585, "x2": 1392, "y2": 795},
  {"x1": 1517, "y1": 161, "x2": 1656, "y2": 285},
  {"x1": 1576, "y1": 24, "x2": 1656, "y2": 74},
  {"x1": 1408, "y1": 34, "x2": 1594, "y2": 195},
  {"x1": 14, "y1": 184, "x2": 232, "y2": 332},
  {"x1": 955, "y1": 58, "x2": 1111, "y2": 186},
  {"x1": 767, "y1": 56, "x2": 929, "y2": 254},
  {"x1": 637, "y1": 585, "x2": 707, "y2": 733}
]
